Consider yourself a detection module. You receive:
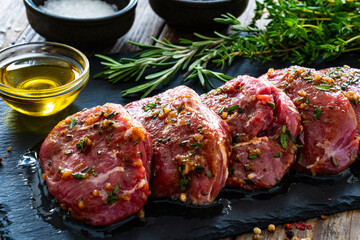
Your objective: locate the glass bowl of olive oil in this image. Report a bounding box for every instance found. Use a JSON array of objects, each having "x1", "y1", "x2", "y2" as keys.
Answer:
[{"x1": 0, "y1": 42, "x2": 89, "y2": 116}]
